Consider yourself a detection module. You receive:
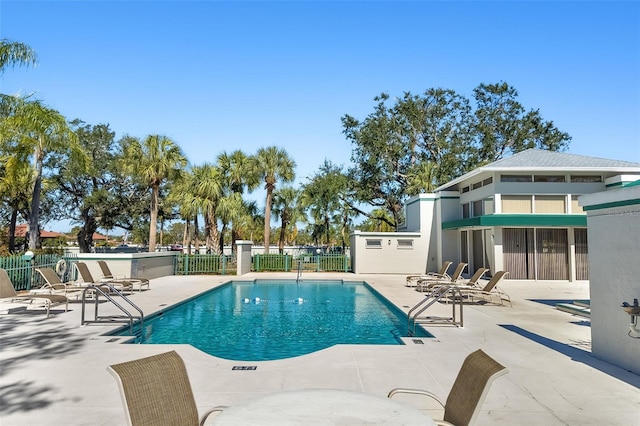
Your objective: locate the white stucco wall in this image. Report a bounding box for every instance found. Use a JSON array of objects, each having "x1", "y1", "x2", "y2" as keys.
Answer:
[
  {"x1": 350, "y1": 231, "x2": 427, "y2": 274},
  {"x1": 579, "y1": 186, "x2": 640, "y2": 374}
]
